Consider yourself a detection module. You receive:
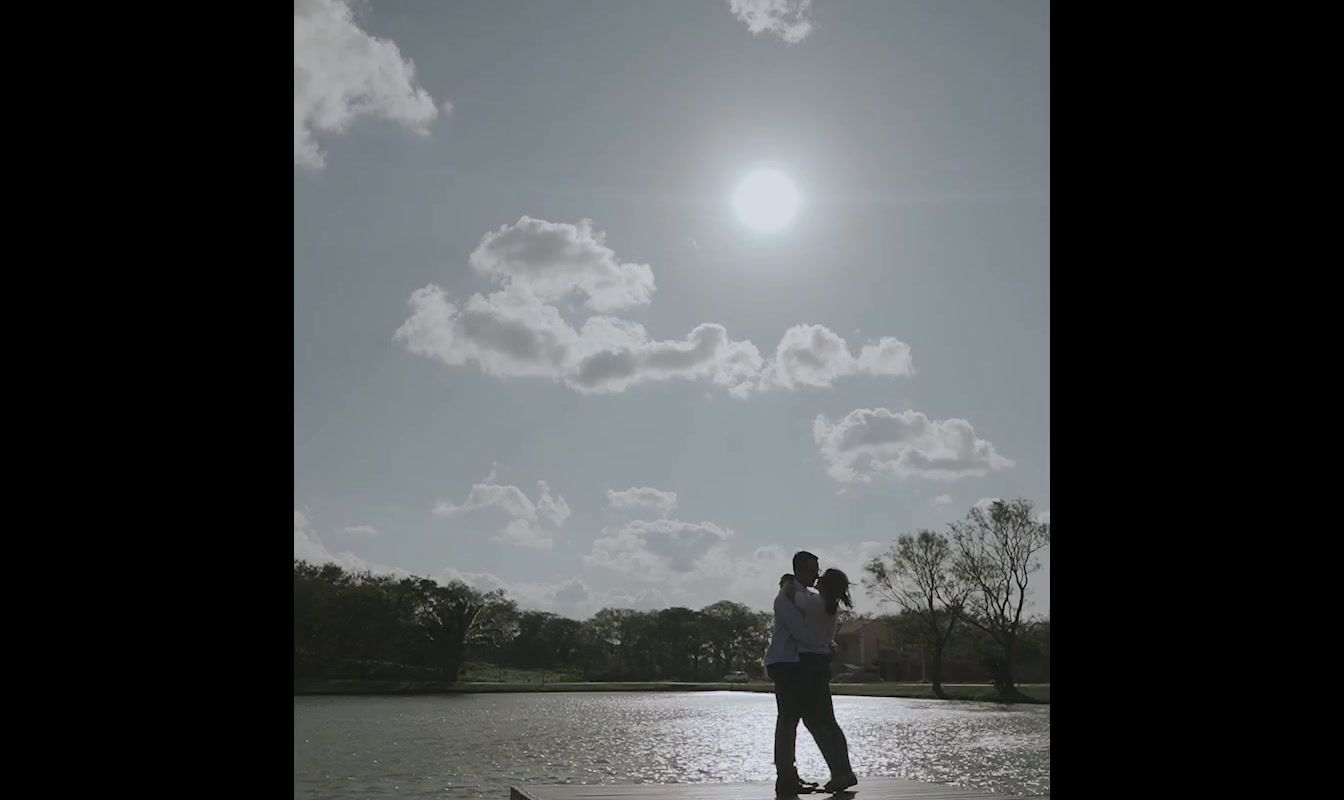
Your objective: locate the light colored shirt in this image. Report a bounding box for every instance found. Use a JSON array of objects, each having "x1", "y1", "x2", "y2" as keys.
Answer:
[
  {"x1": 762, "y1": 578, "x2": 833, "y2": 666},
  {"x1": 800, "y1": 593, "x2": 839, "y2": 655}
]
